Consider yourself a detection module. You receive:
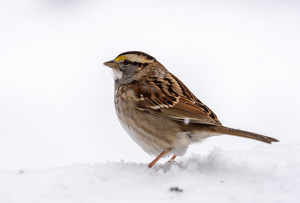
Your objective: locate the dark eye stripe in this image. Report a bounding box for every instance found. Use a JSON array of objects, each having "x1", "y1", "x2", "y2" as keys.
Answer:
[{"x1": 123, "y1": 60, "x2": 148, "y2": 67}]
